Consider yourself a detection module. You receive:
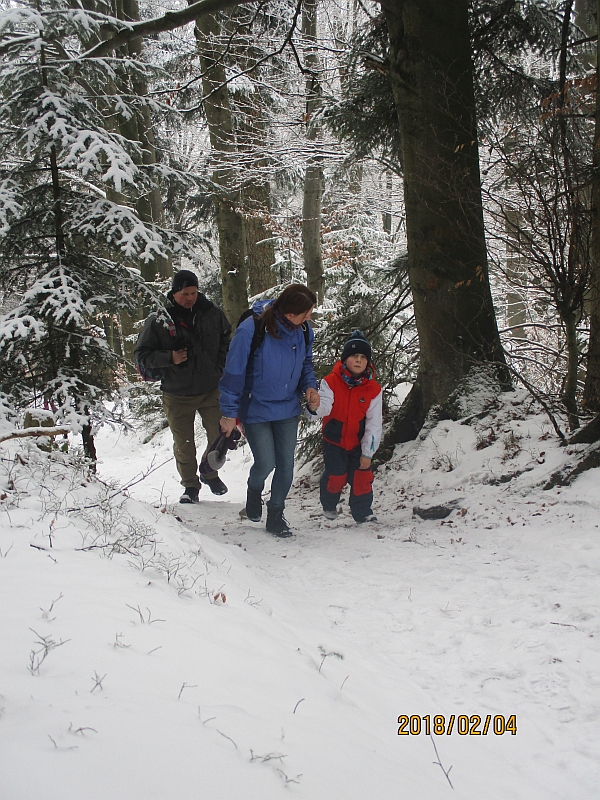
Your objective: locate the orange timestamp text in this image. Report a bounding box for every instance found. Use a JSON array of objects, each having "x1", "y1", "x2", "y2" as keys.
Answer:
[{"x1": 398, "y1": 714, "x2": 517, "y2": 736}]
